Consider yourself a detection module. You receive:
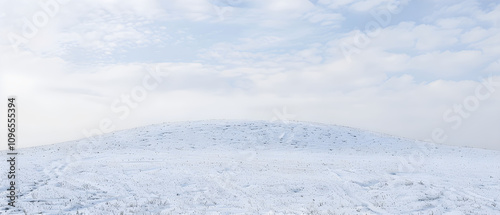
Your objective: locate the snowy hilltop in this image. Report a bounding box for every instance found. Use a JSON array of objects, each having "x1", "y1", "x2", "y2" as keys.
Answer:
[{"x1": 1, "y1": 120, "x2": 499, "y2": 214}]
